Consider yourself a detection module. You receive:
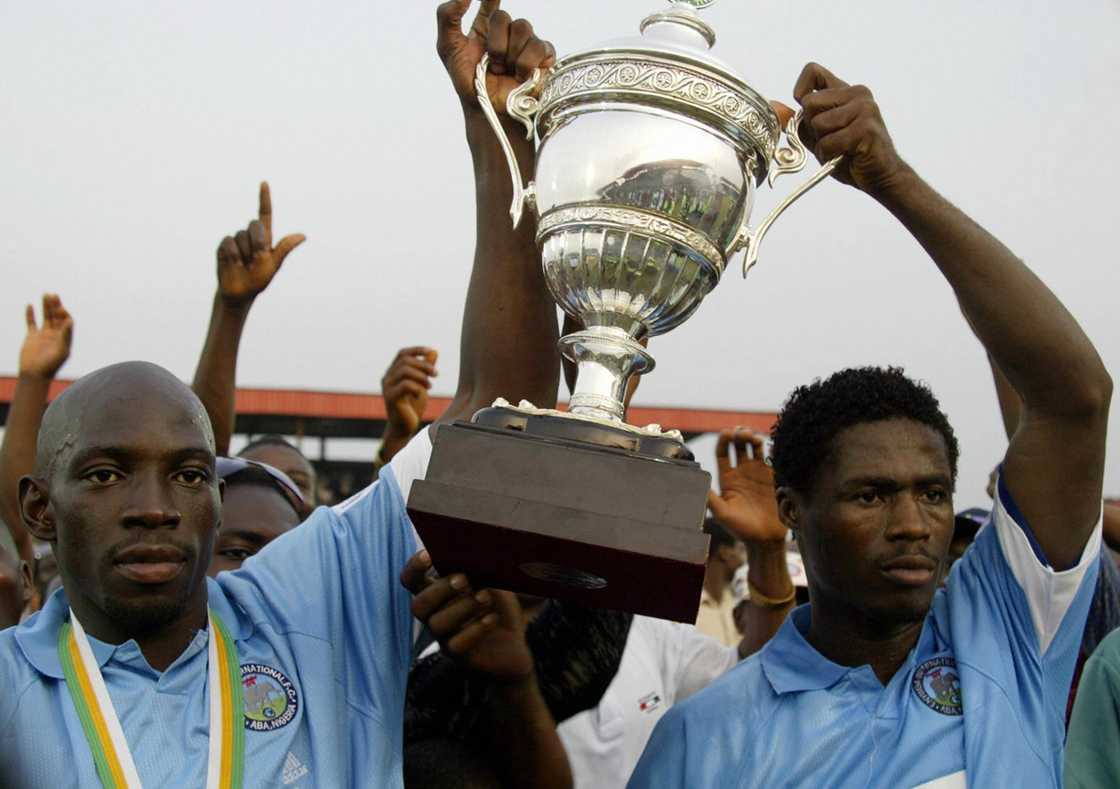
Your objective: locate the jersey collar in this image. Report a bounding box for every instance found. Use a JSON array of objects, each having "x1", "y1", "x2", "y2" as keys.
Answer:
[
  {"x1": 759, "y1": 605, "x2": 850, "y2": 694},
  {"x1": 15, "y1": 576, "x2": 251, "y2": 680}
]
